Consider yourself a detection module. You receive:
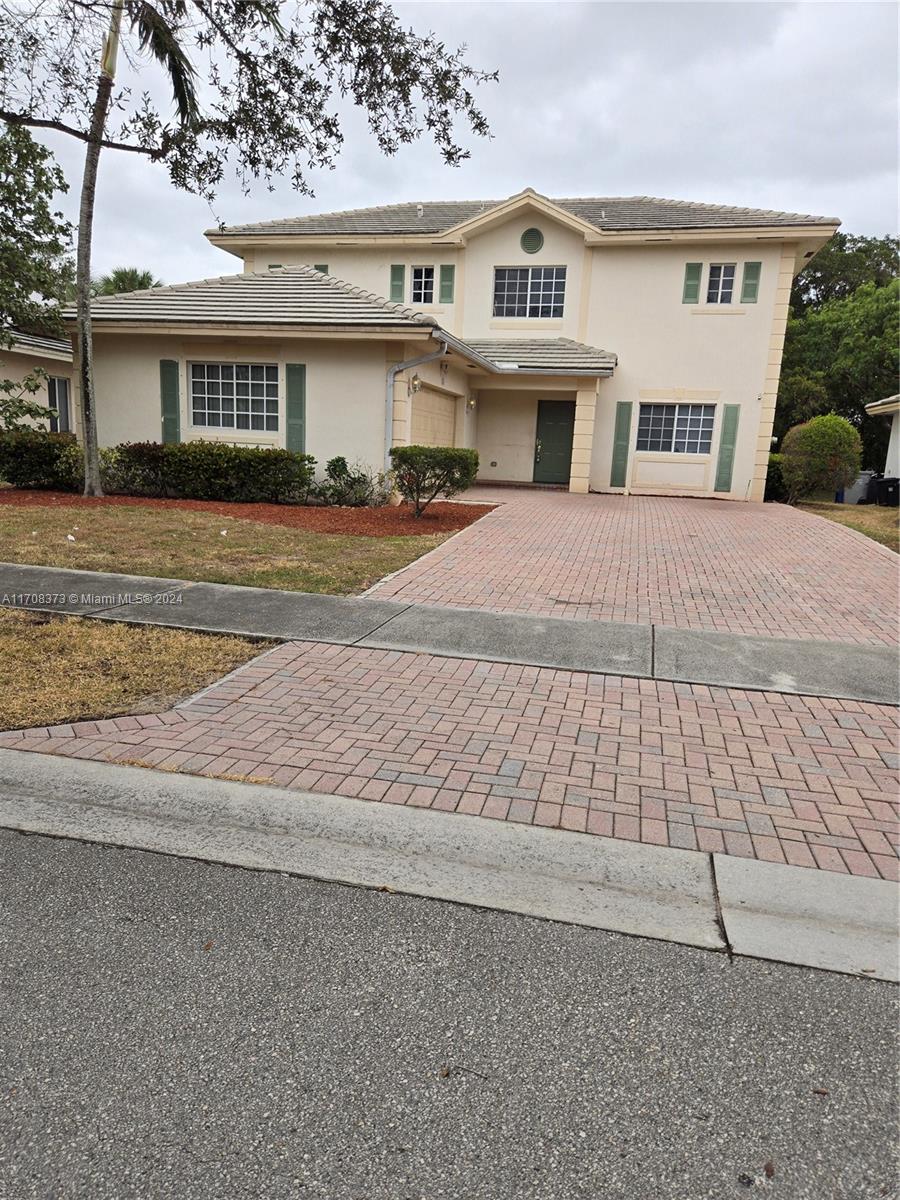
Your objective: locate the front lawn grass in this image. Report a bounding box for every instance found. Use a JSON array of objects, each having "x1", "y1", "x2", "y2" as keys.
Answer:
[
  {"x1": 0, "y1": 504, "x2": 447, "y2": 592},
  {"x1": 798, "y1": 501, "x2": 899, "y2": 552},
  {"x1": 0, "y1": 608, "x2": 258, "y2": 730}
]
